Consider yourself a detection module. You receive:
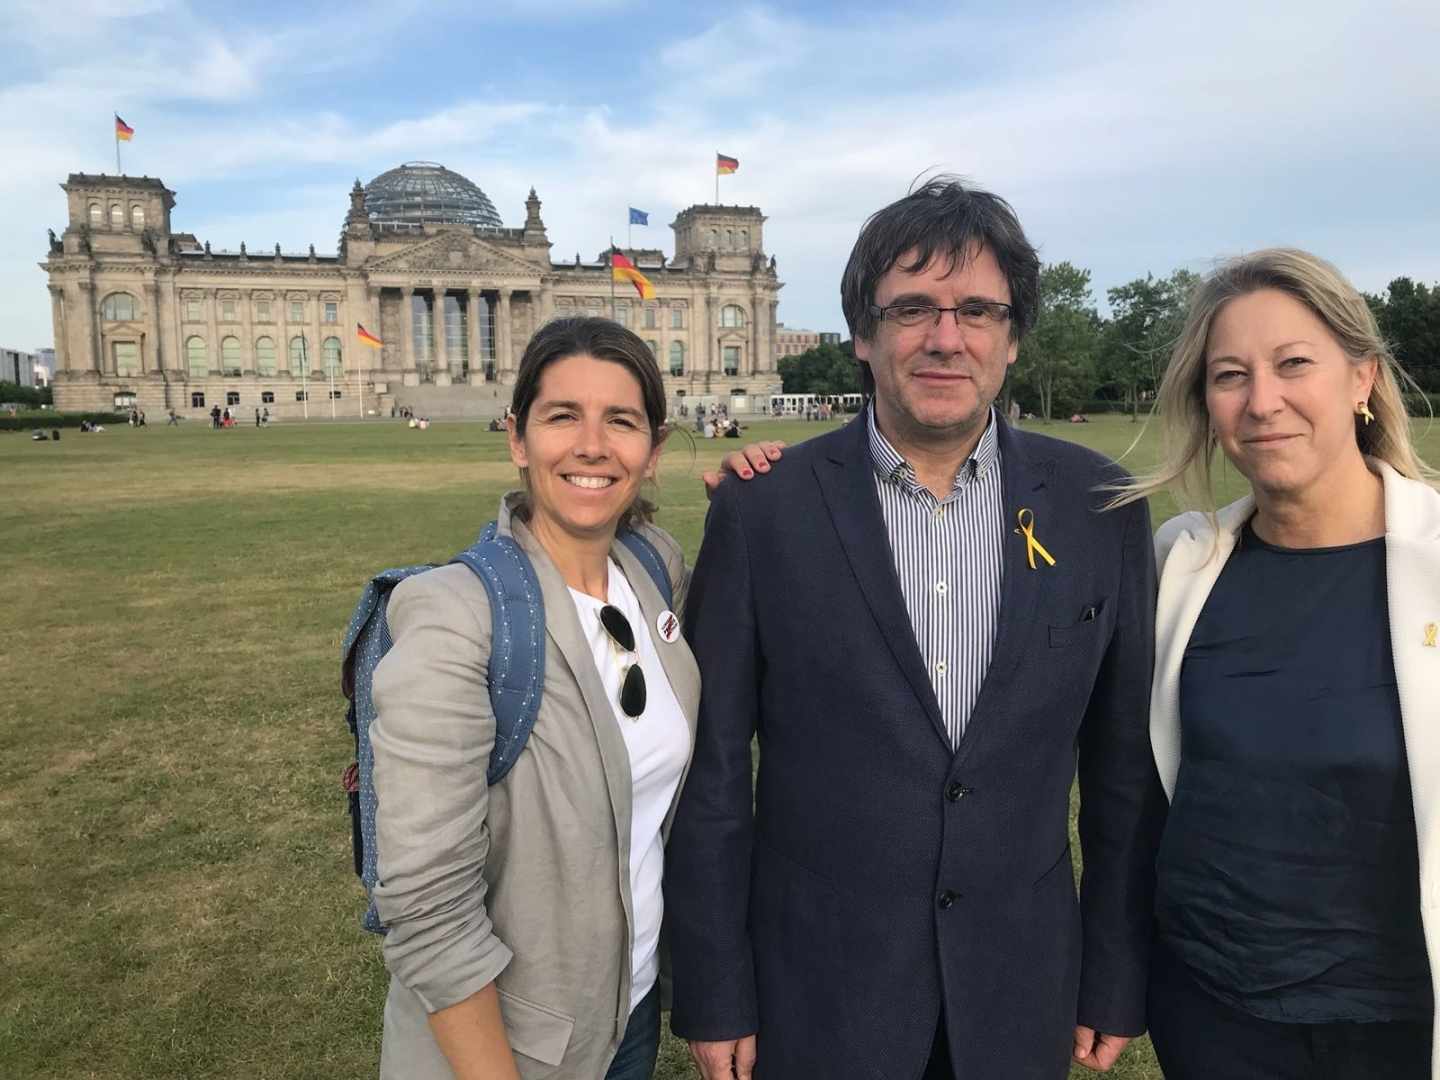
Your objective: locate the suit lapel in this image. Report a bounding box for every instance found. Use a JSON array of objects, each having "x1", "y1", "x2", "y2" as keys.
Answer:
[
  {"x1": 814, "y1": 417, "x2": 949, "y2": 748},
  {"x1": 958, "y1": 423, "x2": 1051, "y2": 753},
  {"x1": 1149, "y1": 497, "x2": 1249, "y2": 798},
  {"x1": 1379, "y1": 465, "x2": 1440, "y2": 894}
]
